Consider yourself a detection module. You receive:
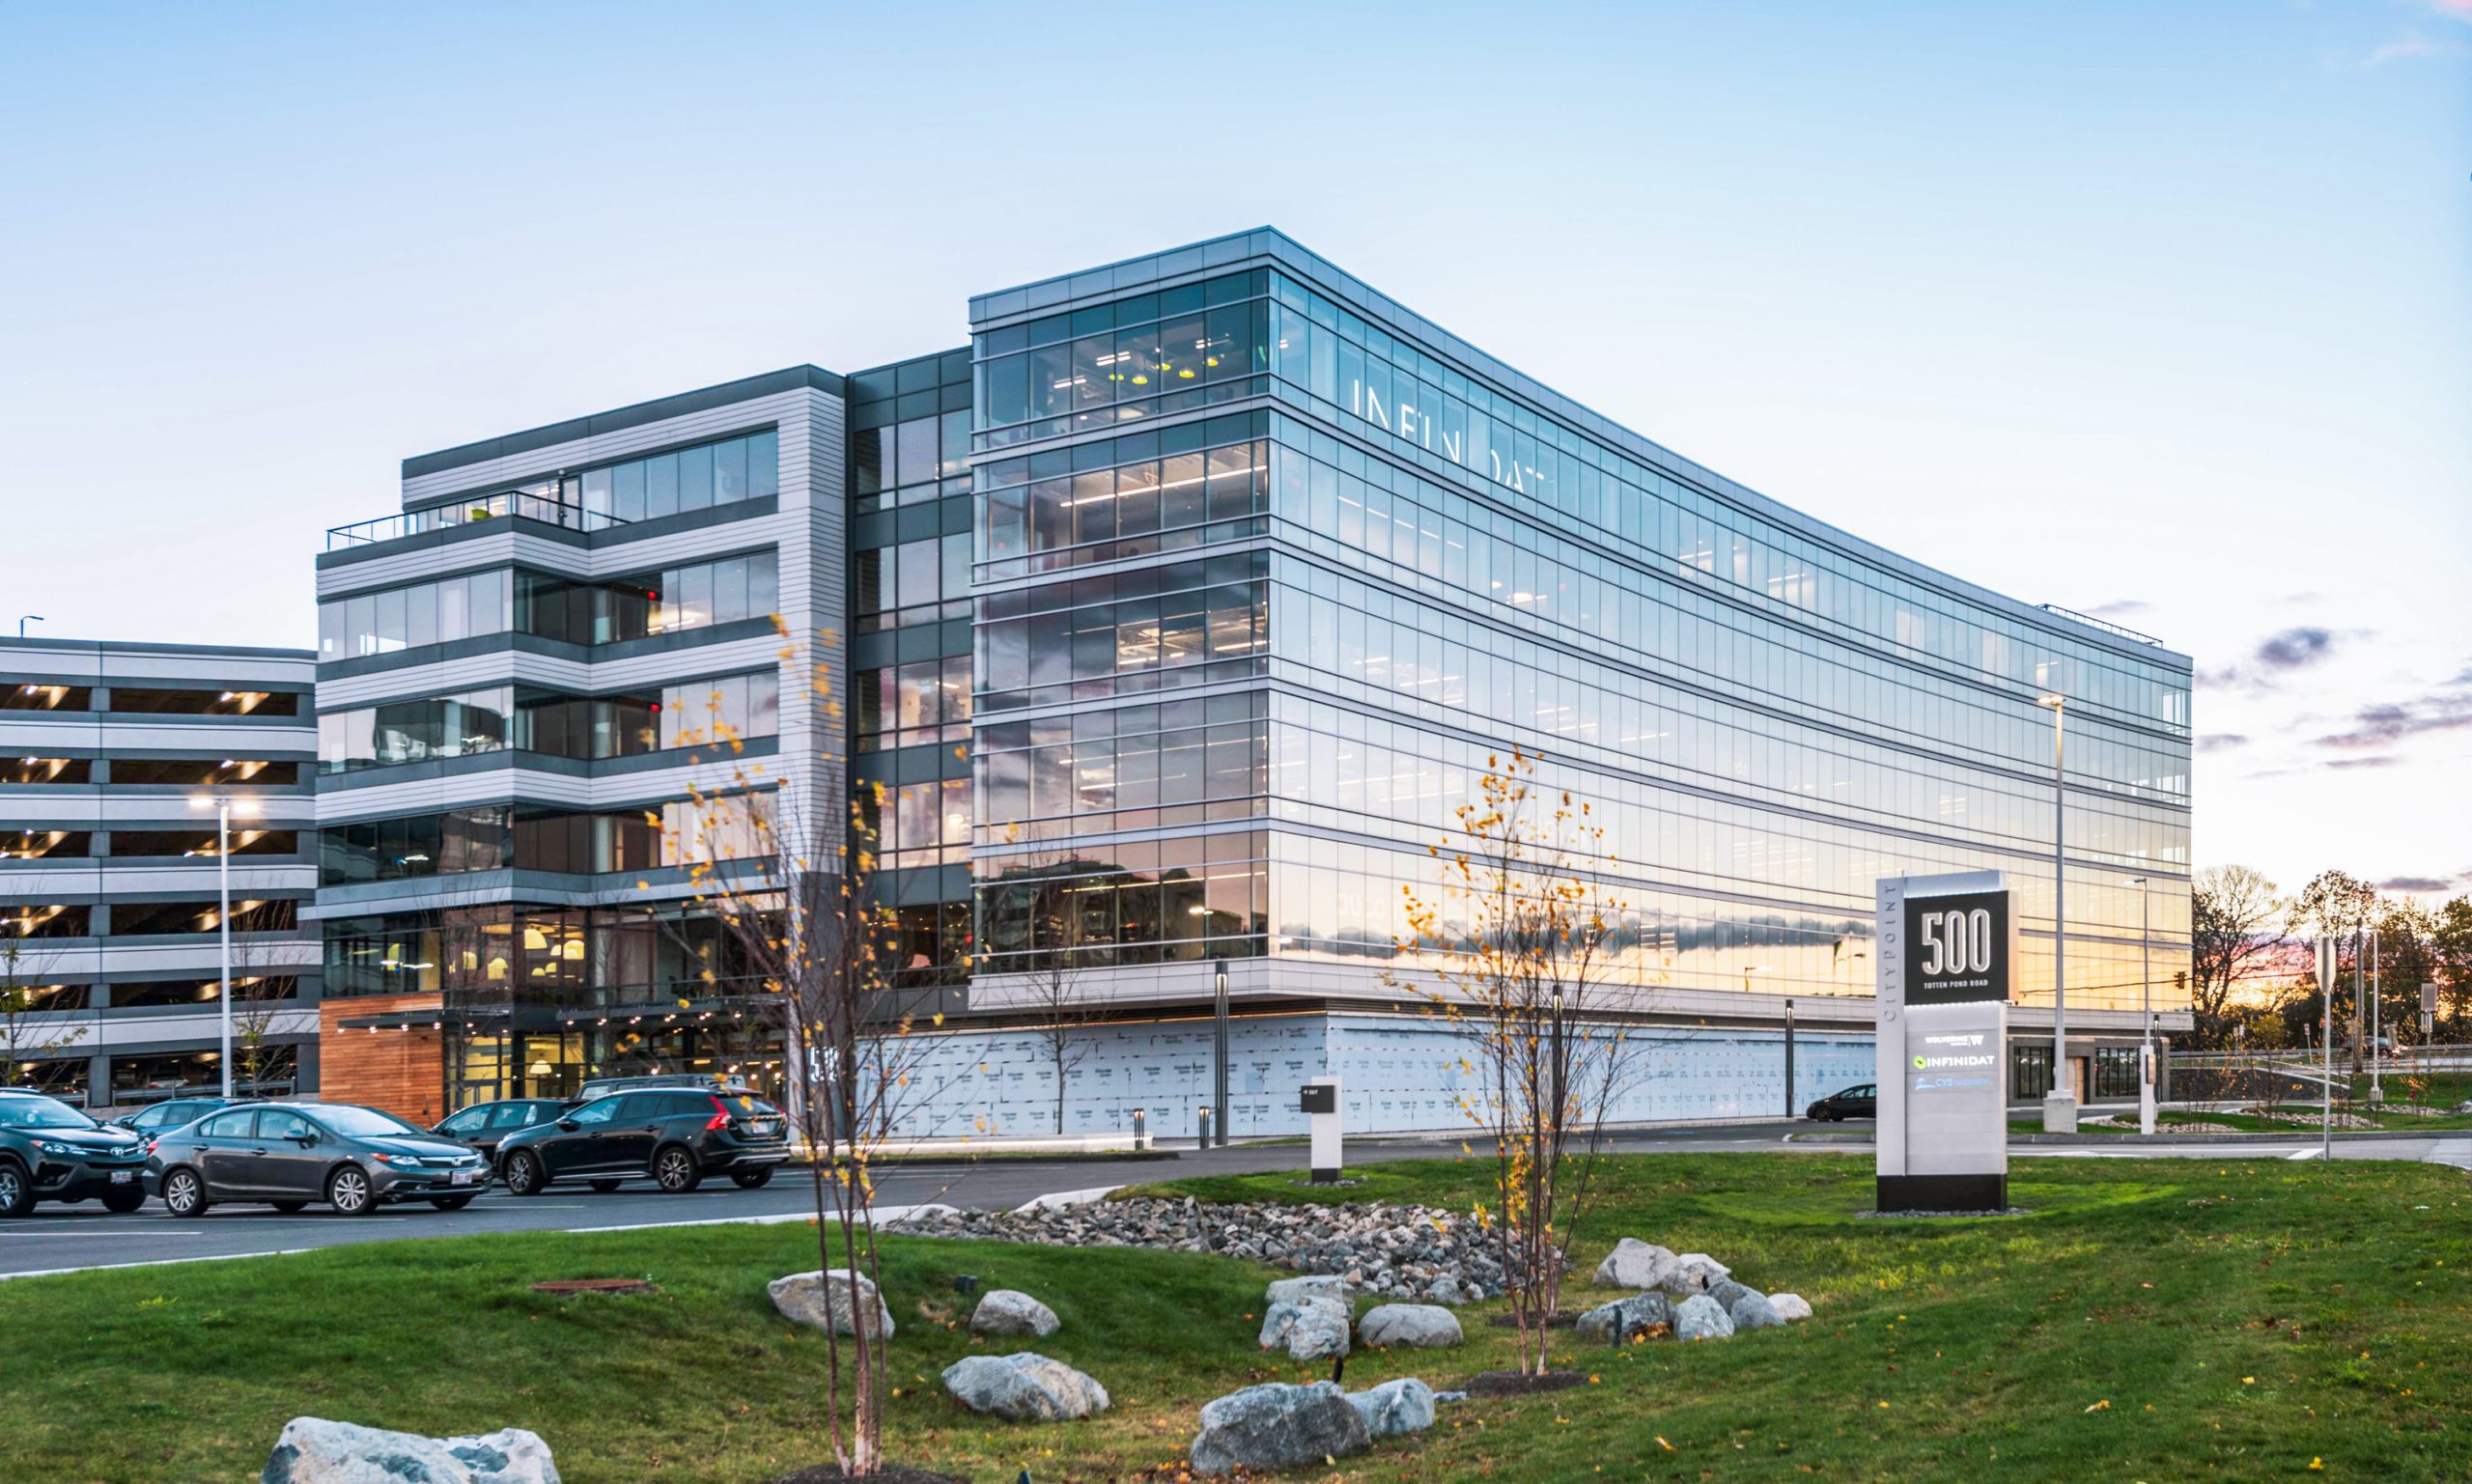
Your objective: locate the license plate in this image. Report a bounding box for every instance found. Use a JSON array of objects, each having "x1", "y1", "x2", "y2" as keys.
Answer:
[
  {"x1": 110, "y1": 1170, "x2": 134, "y2": 1185},
  {"x1": 451, "y1": 1169, "x2": 476, "y2": 1186},
  {"x1": 751, "y1": 1121, "x2": 781, "y2": 1137}
]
